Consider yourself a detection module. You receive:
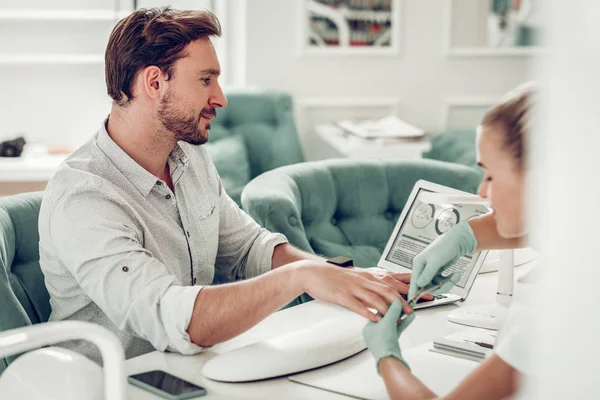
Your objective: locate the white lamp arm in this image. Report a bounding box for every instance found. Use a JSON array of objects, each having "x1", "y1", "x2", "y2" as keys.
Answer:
[{"x1": 0, "y1": 321, "x2": 126, "y2": 400}]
